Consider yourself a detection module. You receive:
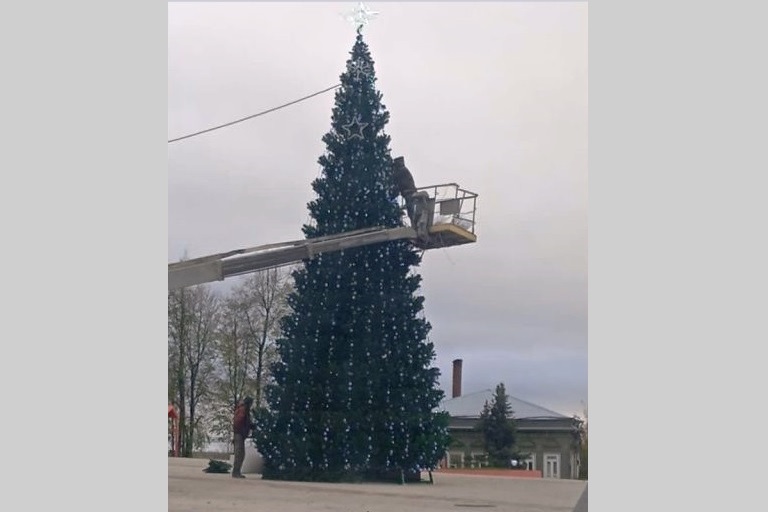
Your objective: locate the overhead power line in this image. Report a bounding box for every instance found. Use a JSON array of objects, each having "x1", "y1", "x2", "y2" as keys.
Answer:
[{"x1": 168, "y1": 83, "x2": 342, "y2": 144}]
